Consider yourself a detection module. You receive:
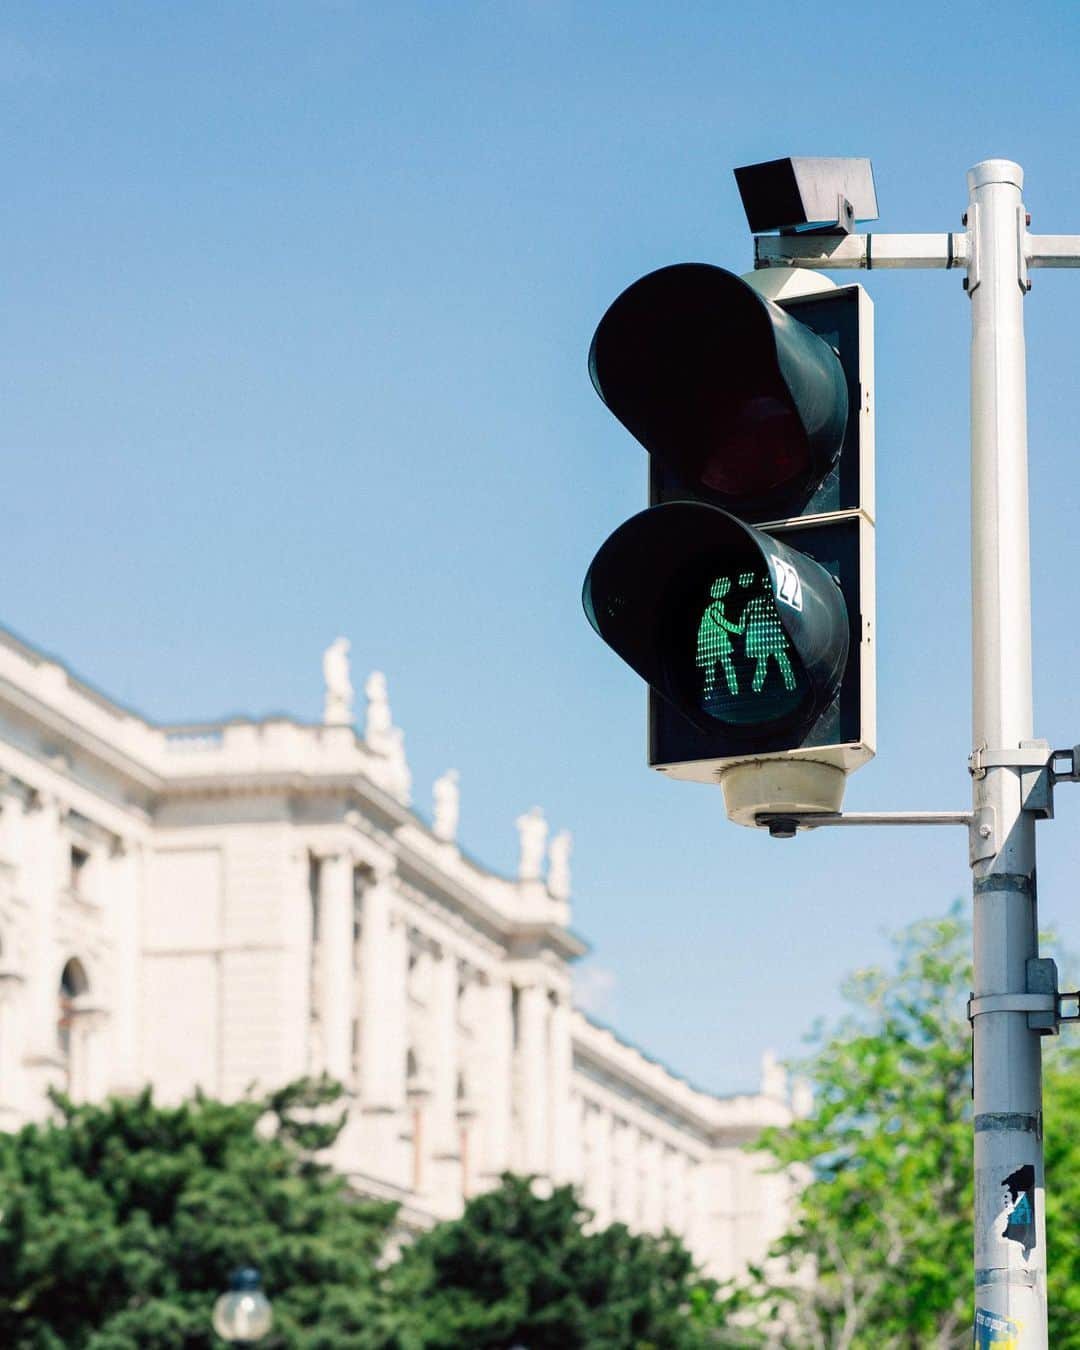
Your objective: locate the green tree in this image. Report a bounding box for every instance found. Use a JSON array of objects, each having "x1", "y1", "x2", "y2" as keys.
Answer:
[
  {"x1": 726, "y1": 907, "x2": 1080, "y2": 1349},
  {"x1": 387, "y1": 1173, "x2": 730, "y2": 1349},
  {"x1": 0, "y1": 1076, "x2": 396, "y2": 1350},
  {"x1": 1042, "y1": 1041, "x2": 1080, "y2": 1348},
  {"x1": 733, "y1": 908, "x2": 974, "y2": 1348}
]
